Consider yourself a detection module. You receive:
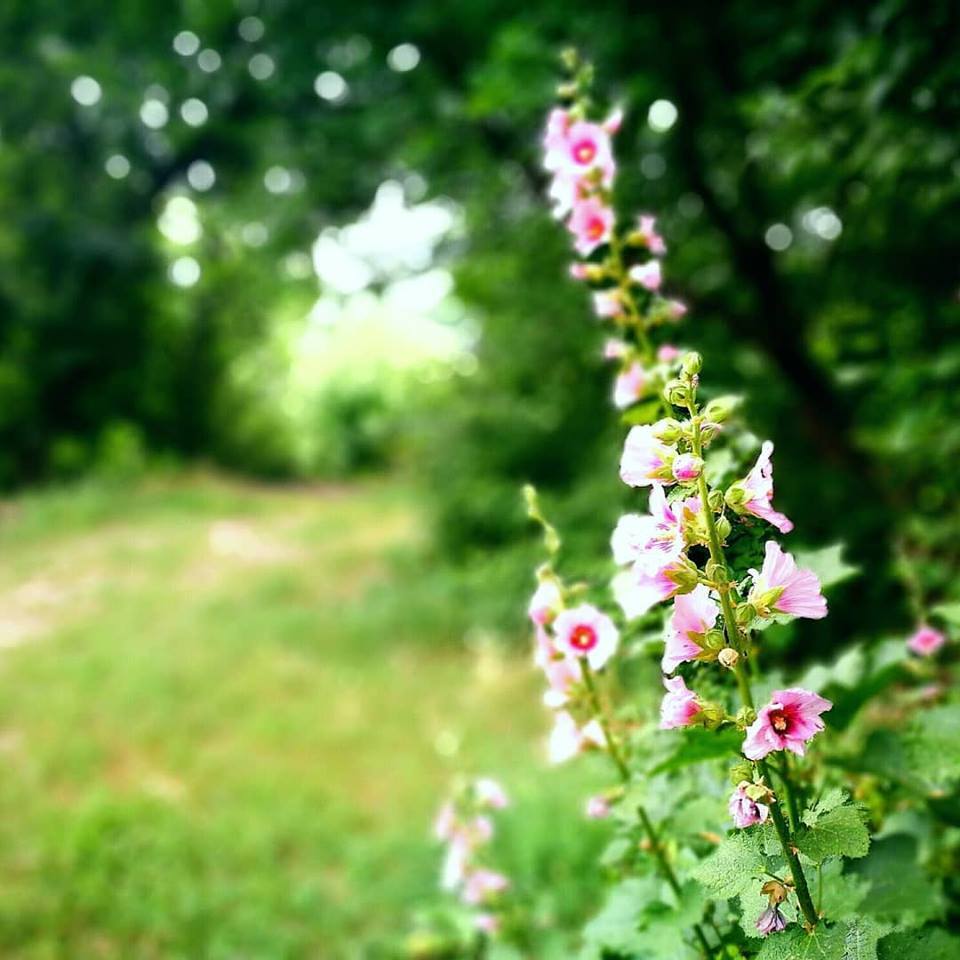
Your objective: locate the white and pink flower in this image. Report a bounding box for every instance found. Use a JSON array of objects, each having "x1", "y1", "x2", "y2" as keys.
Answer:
[
  {"x1": 568, "y1": 196, "x2": 614, "y2": 256},
  {"x1": 630, "y1": 259, "x2": 662, "y2": 291},
  {"x1": 528, "y1": 579, "x2": 563, "y2": 626},
  {"x1": 613, "y1": 362, "x2": 647, "y2": 409},
  {"x1": 547, "y1": 711, "x2": 606, "y2": 764},
  {"x1": 462, "y1": 868, "x2": 510, "y2": 905},
  {"x1": 613, "y1": 559, "x2": 696, "y2": 620},
  {"x1": 474, "y1": 778, "x2": 509, "y2": 810},
  {"x1": 635, "y1": 214, "x2": 666, "y2": 255},
  {"x1": 553, "y1": 603, "x2": 619, "y2": 671},
  {"x1": 728, "y1": 781, "x2": 770, "y2": 828},
  {"x1": 728, "y1": 441, "x2": 793, "y2": 534},
  {"x1": 585, "y1": 794, "x2": 611, "y2": 819},
  {"x1": 742, "y1": 688, "x2": 832, "y2": 760},
  {"x1": 907, "y1": 624, "x2": 946, "y2": 657},
  {"x1": 620, "y1": 425, "x2": 676, "y2": 487},
  {"x1": 748, "y1": 542, "x2": 827, "y2": 620},
  {"x1": 662, "y1": 585, "x2": 719, "y2": 673},
  {"x1": 610, "y1": 486, "x2": 684, "y2": 571},
  {"x1": 593, "y1": 289, "x2": 623, "y2": 318},
  {"x1": 604, "y1": 338, "x2": 629, "y2": 360},
  {"x1": 671, "y1": 453, "x2": 703, "y2": 482},
  {"x1": 657, "y1": 344, "x2": 681, "y2": 362},
  {"x1": 659, "y1": 675, "x2": 701, "y2": 729}
]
